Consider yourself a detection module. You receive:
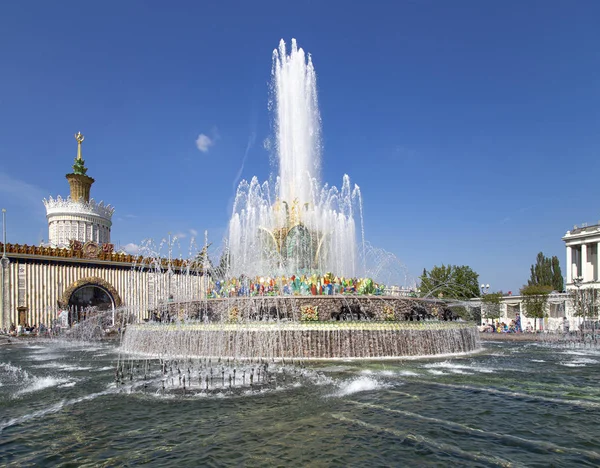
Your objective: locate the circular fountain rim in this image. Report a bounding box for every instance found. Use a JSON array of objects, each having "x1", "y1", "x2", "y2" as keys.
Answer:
[
  {"x1": 129, "y1": 321, "x2": 476, "y2": 331},
  {"x1": 122, "y1": 321, "x2": 482, "y2": 360}
]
